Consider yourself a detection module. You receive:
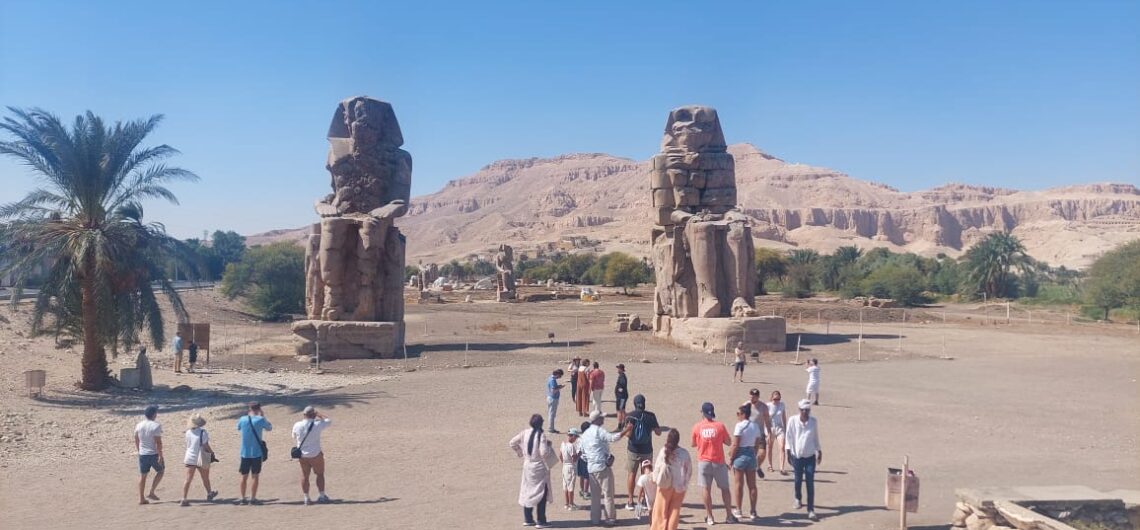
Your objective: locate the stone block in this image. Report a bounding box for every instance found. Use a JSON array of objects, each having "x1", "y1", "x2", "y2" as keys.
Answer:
[
  {"x1": 651, "y1": 154, "x2": 668, "y2": 170},
  {"x1": 628, "y1": 314, "x2": 642, "y2": 331},
  {"x1": 676, "y1": 186, "x2": 700, "y2": 206},
  {"x1": 653, "y1": 188, "x2": 674, "y2": 208},
  {"x1": 649, "y1": 169, "x2": 671, "y2": 189},
  {"x1": 706, "y1": 169, "x2": 735, "y2": 188},
  {"x1": 689, "y1": 171, "x2": 705, "y2": 189},
  {"x1": 651, "y1": 207, "x2": 673, "y2": 226},
  {"x1": 118, "y1": 368, "x2": 140, "y2": 389},
  {"x1": 613, "y1": 320, "x2": 629, "y2": 332},
  {"x1": 291, "y1": 320, "x2": 403, "y2": 359},
  {"x1": 965, "y1": 512, "x2": 993, "y2": 530},
  {"x1": 653, "y1": 315, "x2": 786, "y2": 353},
  {"x1": 699, "y1": 153, "x2": 734, "y2": 170},
  {"x1": 667, "y1": 169, "x2": 689, "y2": 187},
  {"x1": 701, "y1": 187, "x2": 737, "y2": 206}
]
